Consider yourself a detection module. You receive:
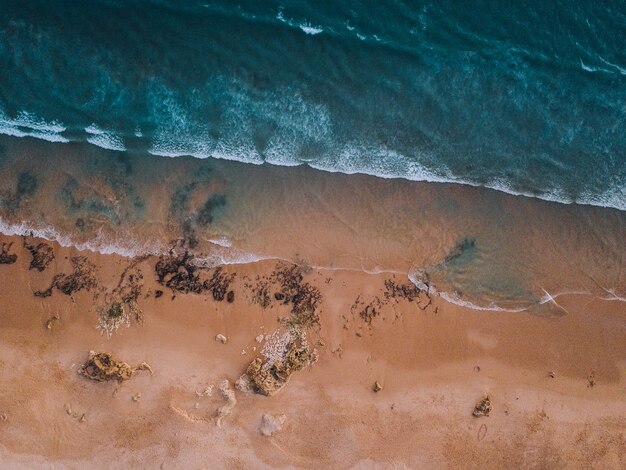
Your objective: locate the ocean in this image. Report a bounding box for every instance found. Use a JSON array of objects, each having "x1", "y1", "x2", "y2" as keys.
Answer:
[{"x1": 0, "y1": 0, "x2": 624, "y2": 311}]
